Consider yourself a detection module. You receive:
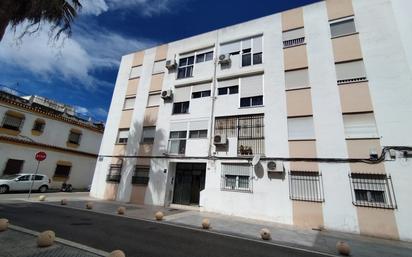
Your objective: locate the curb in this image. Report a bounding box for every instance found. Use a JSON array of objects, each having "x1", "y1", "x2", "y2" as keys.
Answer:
[{"x1": 9, "y1": 224, "x2": 109, "y2": 257}]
